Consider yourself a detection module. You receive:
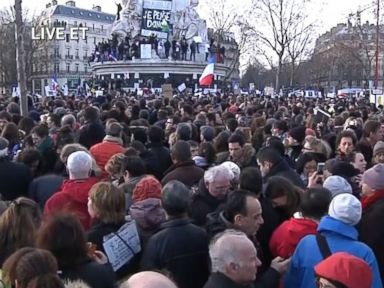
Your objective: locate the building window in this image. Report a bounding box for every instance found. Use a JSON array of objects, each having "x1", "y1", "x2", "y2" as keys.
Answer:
[
  {"x1": 76, "y1": 49, "x2": 79, "y2": 57},
  {"x1": 75, "y1": 64, "x2": 79, "y2": 72},
  {"x1": 93, "y1": 24, "x2": 95, "y2": 30},
  {"x1": 54, "y1": 63, "x2": 59, "y2": 73},
  {"x1": 85, "y1": 36, "x2": 88, "y2": 44},
  {"x1": 66, "y1": 34, "x2": 70, "y2": 42},
  {"x1": 93, "y1": 37, "x2": 96, "y2": 44},
  {"x1": 66, "y1": 48, "x2": 70, "y2": 56},
  {"x1": 66, "y1": 64, "x2": 70, "y2": 72},
  {"x1": 101, "y1": 25, "x2": 104, "y2": 31},
  {"x1": 40, "y1": 64, "x2": 43, "y2": 72},
  {"x1": 74, "y1": 21, "x2": 77, "y2": 26},
  {"x1": 84, "y1": 65, "x2": 88, "y2": 73}
]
